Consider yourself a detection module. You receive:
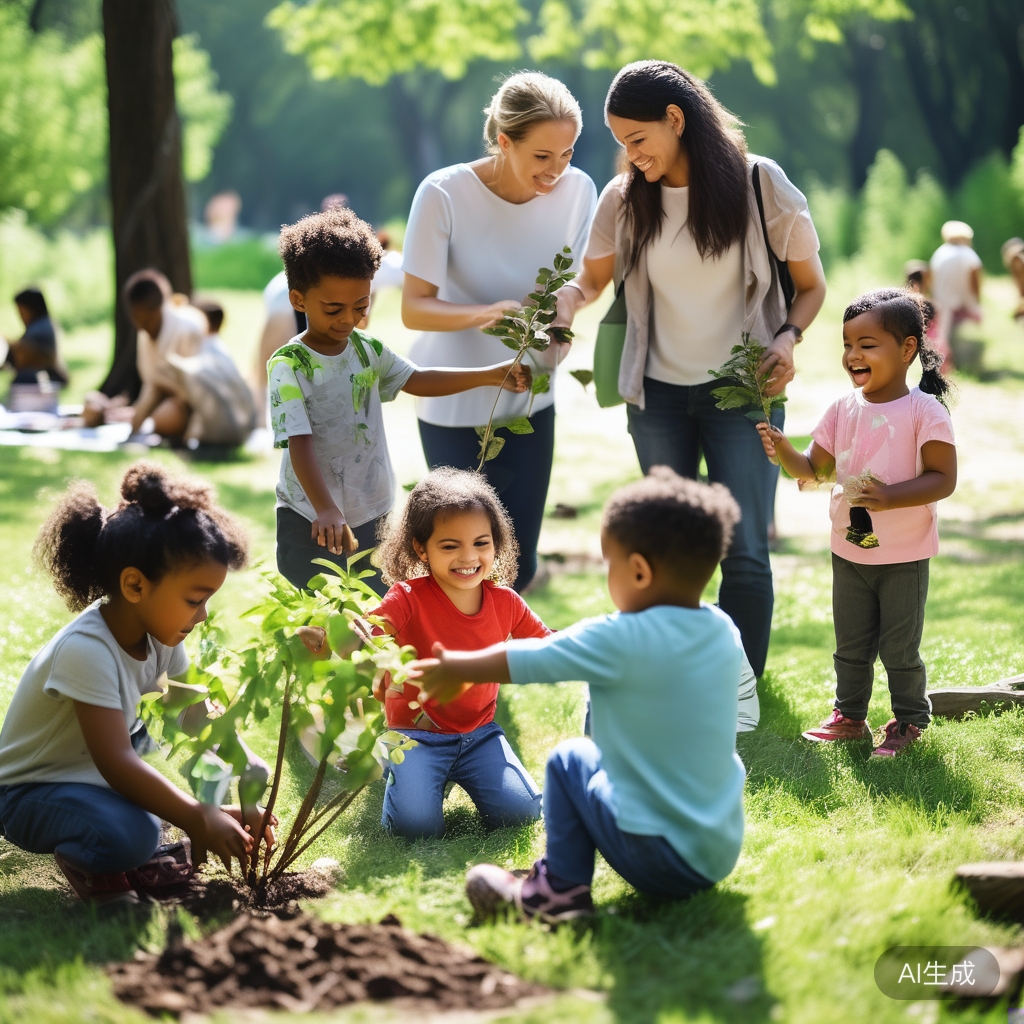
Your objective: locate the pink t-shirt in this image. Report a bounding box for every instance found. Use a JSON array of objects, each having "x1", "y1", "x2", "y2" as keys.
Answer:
[{"x1": 811, "y1": 388, "x2": 955, "y2": 565}]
